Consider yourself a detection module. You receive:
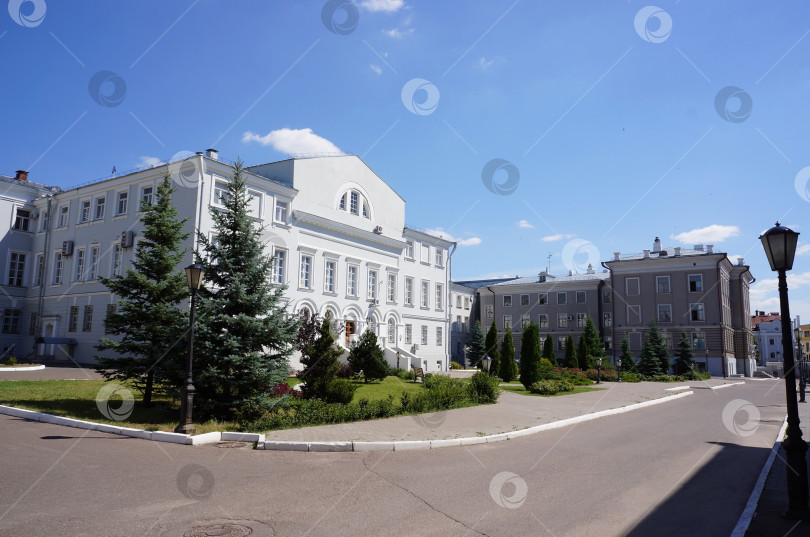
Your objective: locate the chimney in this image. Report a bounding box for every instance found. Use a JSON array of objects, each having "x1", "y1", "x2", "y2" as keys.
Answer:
[
  {"x1": 586, "y1": 263, "x2": 595, "y2": 274},
  {"x1": 568, "y1": 269, "x2": 573, "y2": 276},
  {"x1": 643, "y1": 249, "x2": 650, "y2": 259},
  {"x1": 737, "y1": 257, "x2": 744, "y2": 266},
  {"x1": 674, "y1": 247, "x2": 681, "y2": 257},
  {"x1": 15, "y1": 170, "x2": 28, "y2": 182},
  {"x1": 653, "y1": 237, "x2": 661, "y2": 253},
  {"x1": 205, "y1": 148, "x2": 218, "y2": 161},
  {"x1": 613, "y1": 252, "x2": 621, "y2": 261},
  {"x1": 706, "y1": 244, "x2": 714, "y2": 254},
  {"x1": 694, "y1": 244, "x2": 704, "y2": 251}
]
